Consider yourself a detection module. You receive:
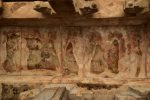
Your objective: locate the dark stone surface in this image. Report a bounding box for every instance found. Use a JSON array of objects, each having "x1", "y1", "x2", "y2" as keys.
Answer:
[{"x1": 1, "y1": 83, "x2": 32, "y2": 100}]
